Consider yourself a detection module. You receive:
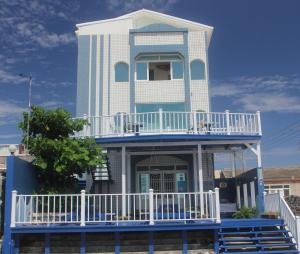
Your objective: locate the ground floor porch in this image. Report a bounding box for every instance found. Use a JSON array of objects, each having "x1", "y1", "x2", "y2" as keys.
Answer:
[{"x1": 9, "y1": 219, "x2": 292, "y2": 254}]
